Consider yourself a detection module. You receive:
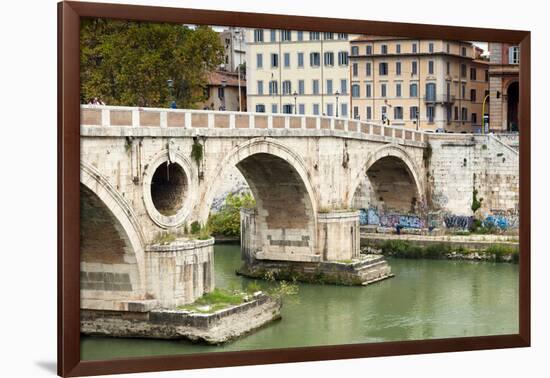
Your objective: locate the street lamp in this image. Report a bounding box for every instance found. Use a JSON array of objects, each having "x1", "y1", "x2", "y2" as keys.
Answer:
[
  {"x1": 293, "y1": 91, "x2": 298, "y2": 114},
  {"x1": 167, "y1": 79, "x2": 176, "y2": 109},
  {"x1": 481, "y1": 93, "x2": 490, "y2": 134},
  {"x1": 335, "y1": 90, "x2": 340, "y2": 118}
]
